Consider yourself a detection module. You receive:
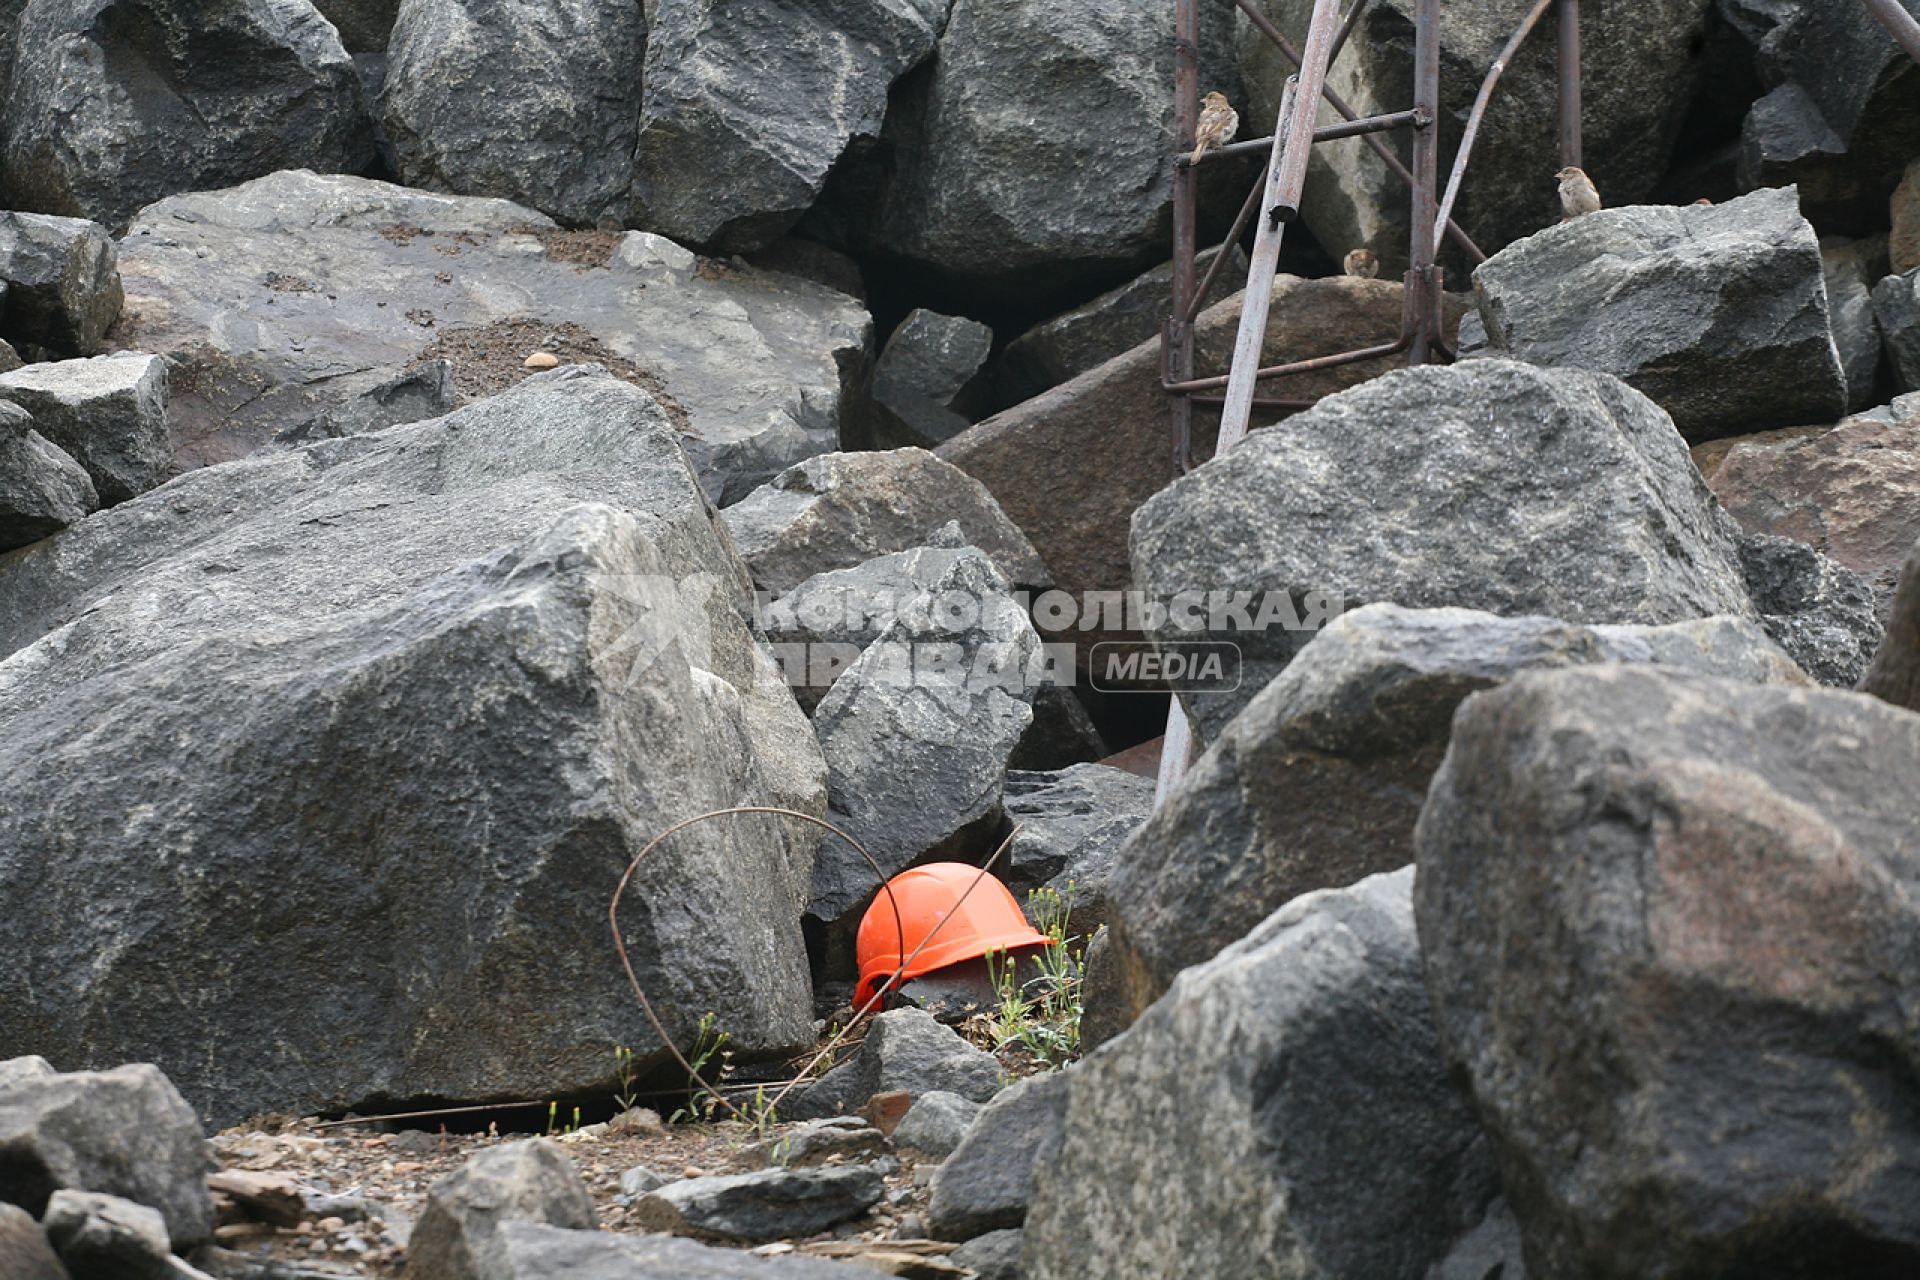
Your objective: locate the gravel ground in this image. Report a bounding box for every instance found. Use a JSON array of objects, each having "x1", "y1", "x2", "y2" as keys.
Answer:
[{"x1": 208, "y1": 1108, "x2": 950, "y2": 1276}]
